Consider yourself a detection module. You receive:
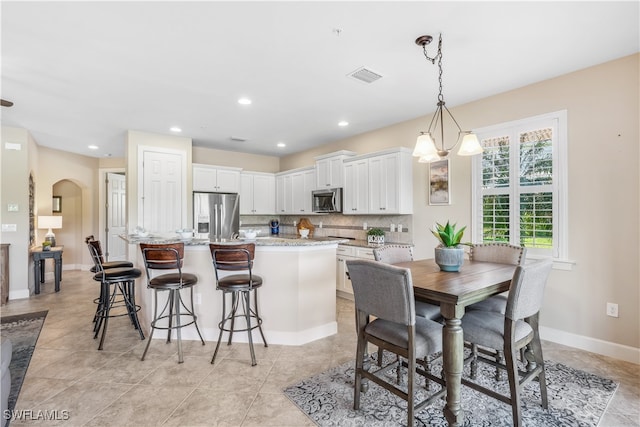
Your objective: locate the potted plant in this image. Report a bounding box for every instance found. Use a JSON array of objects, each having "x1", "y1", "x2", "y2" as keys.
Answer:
[
  {"x1": 431, "y1": 221, "x2": 470, "y2": 272},
  {"x1": 367, "y1": 227, "x2": 385, "y2": 245},
  {"x1": 42, "y1": 241, "x2": 52, "y2": 251}
]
